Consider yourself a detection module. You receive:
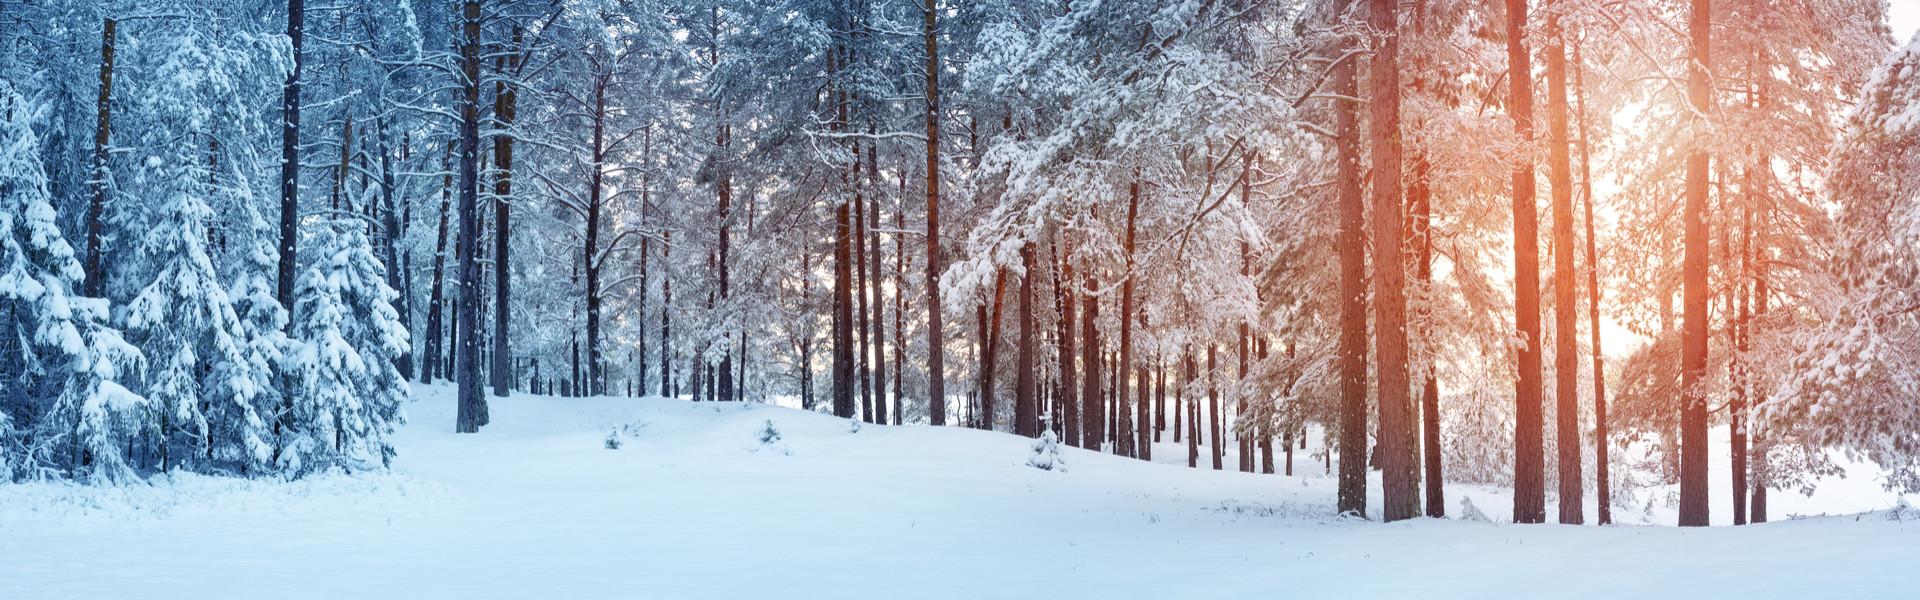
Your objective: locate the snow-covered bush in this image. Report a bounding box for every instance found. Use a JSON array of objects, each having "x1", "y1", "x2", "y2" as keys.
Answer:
[
  {"x1": 757, "y1": 420, "x2": 782, "y2": 445},
  {"x1": 1027, "y1": 431, "x2": 1066, "y2": 472}
]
